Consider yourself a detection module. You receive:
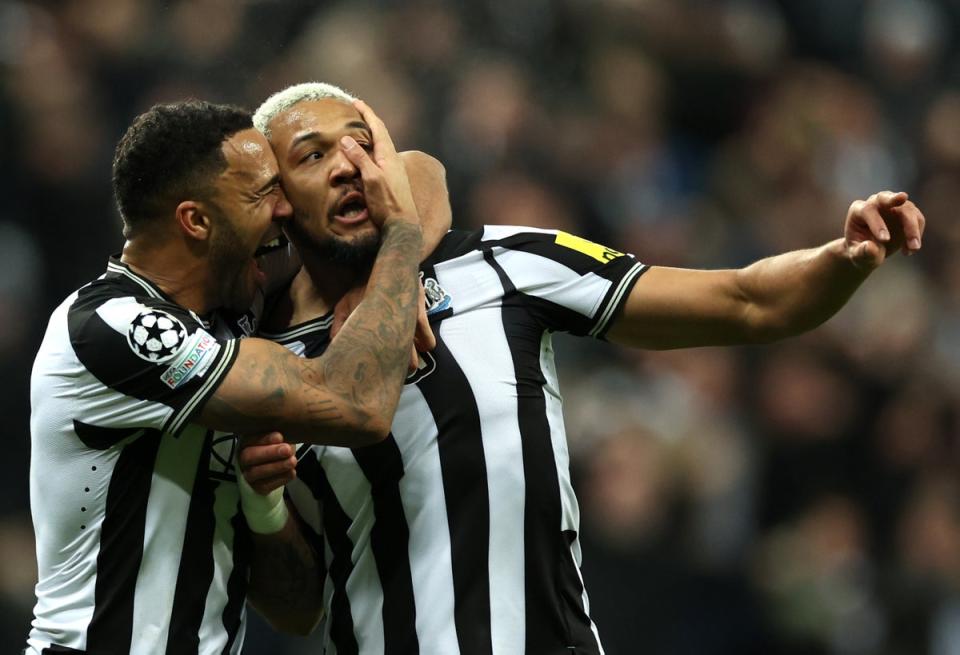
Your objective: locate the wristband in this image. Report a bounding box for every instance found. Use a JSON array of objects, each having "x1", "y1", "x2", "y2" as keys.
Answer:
[{"x1": 237, "y1": 469, "x2": 289, "y2": 534}]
